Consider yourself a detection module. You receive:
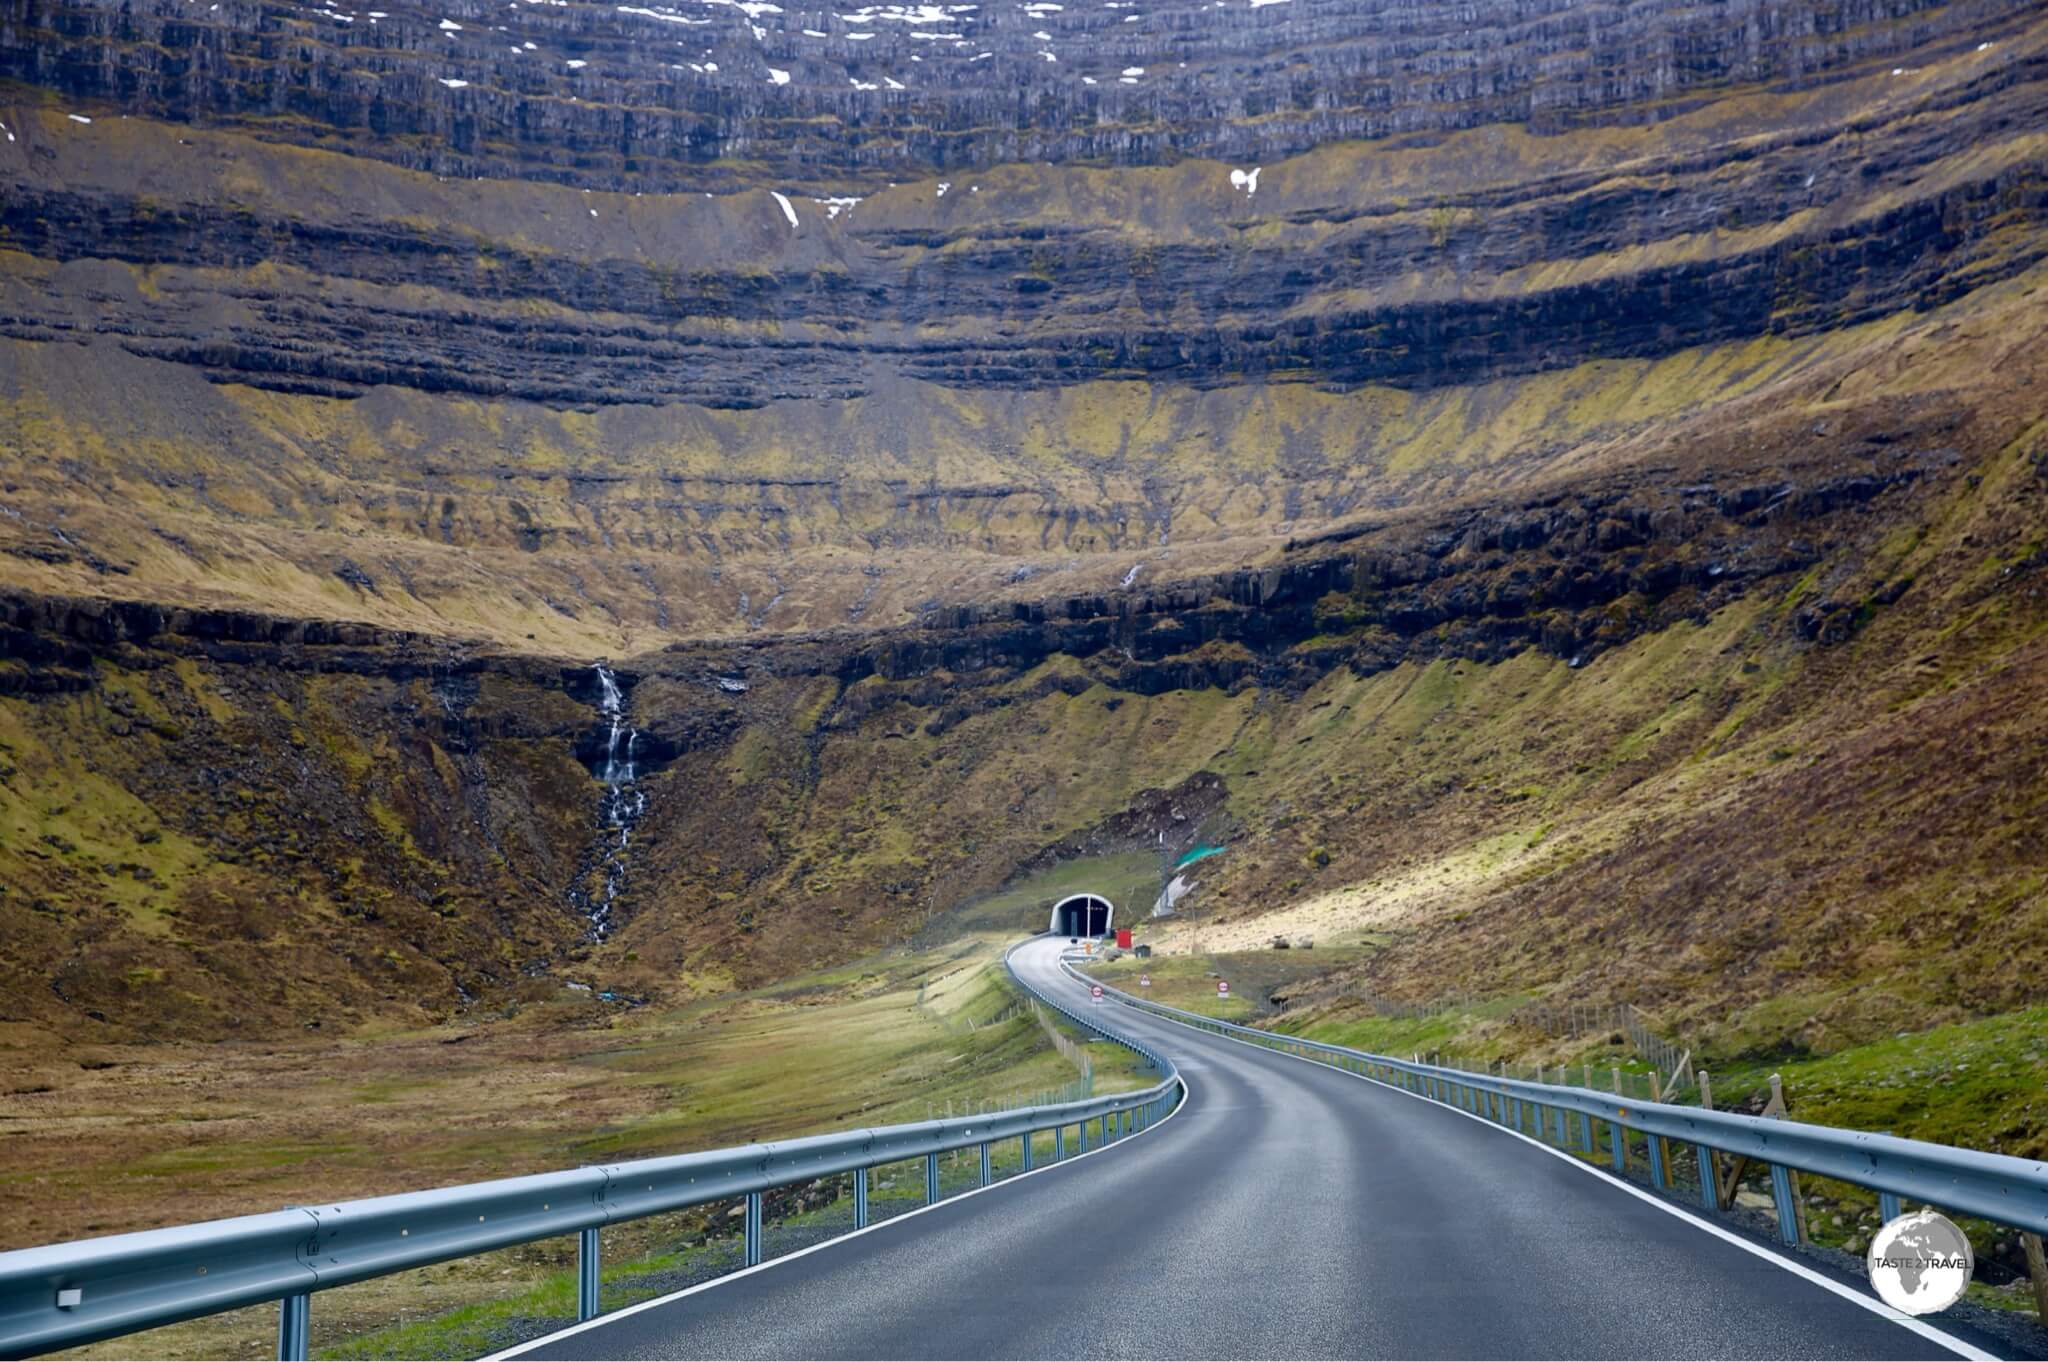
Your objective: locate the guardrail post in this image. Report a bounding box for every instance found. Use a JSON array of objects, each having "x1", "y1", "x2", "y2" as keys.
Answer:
[
  {"x1": 1875, "y1": 1133, "x2": 1902, "y2": 1221},
  {"x1": 924, "y1": 1152, "x2": 941, "y2": 1205},
  {"x1": 745, "y1": 1190, "x2": 764, "y2": 1266},
  {"x1": 854, "y1": 1167, "x2": 870, "y2": 1228},
  {"x1": 276, "y1": 1293, "x2": 310, "y2": 1362},
  {"x1": 1646, "y1": 1128, "x2": 1667, "y2": 1190},
  {"x1": 1768, "y1": 1163, "x2": 1801, "y2": 1244},
  {"x1": 577, "y1": 1226, "x2": 601, "y2": 1321},
  {"x1": 1694, "y1": 1145, "x2": 1719, "y2": 1210},
  {"x1": 1055, "y1": 1125, "x2": 1066, "y2": 1161},
  {"x1": 1609, "y1": 1122, "x2": 1627, "y2": 1175},
  {"x1": 1578, "y1": 1112, "x2": 1593, "y2": 1154},
  {"x1": 979, "y1": 1141, "x2": 992, "y2": 1187}
]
